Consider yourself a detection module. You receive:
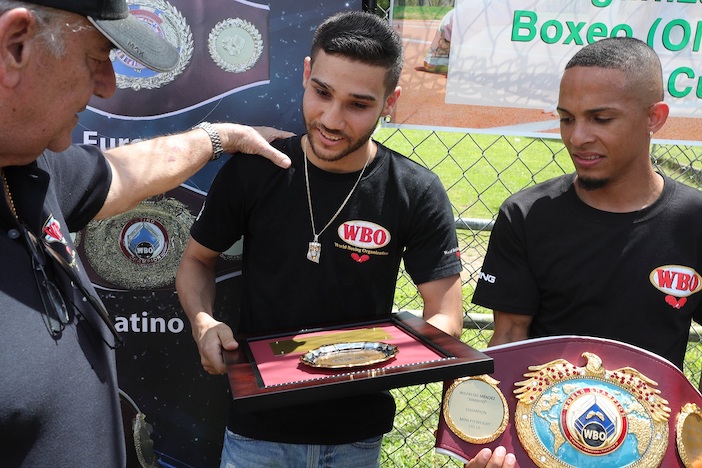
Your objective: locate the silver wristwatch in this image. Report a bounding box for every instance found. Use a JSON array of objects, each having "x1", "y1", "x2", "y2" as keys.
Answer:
[{"x1": 194, "y1": 122, "x2": 224, "y2": 160}]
